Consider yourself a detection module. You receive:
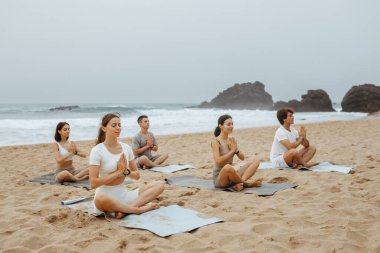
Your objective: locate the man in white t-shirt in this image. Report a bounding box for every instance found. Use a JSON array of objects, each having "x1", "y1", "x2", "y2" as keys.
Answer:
[{"x1": 270, "y1": 108, "x2": 318, "y2": 168}]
